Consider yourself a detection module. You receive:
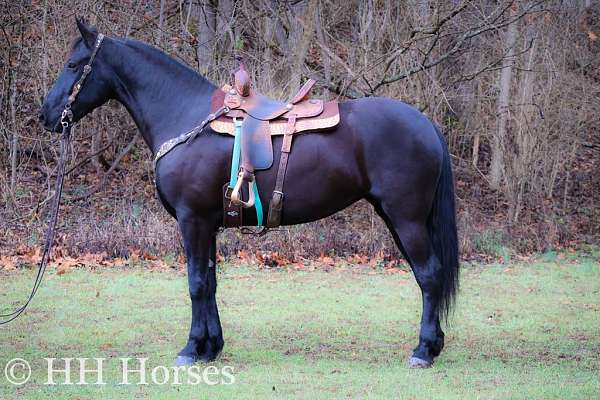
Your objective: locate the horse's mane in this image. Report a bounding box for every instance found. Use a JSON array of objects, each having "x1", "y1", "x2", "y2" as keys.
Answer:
[{"x1": 116, "y1": 37, "x2": 212, "y2": 86}]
